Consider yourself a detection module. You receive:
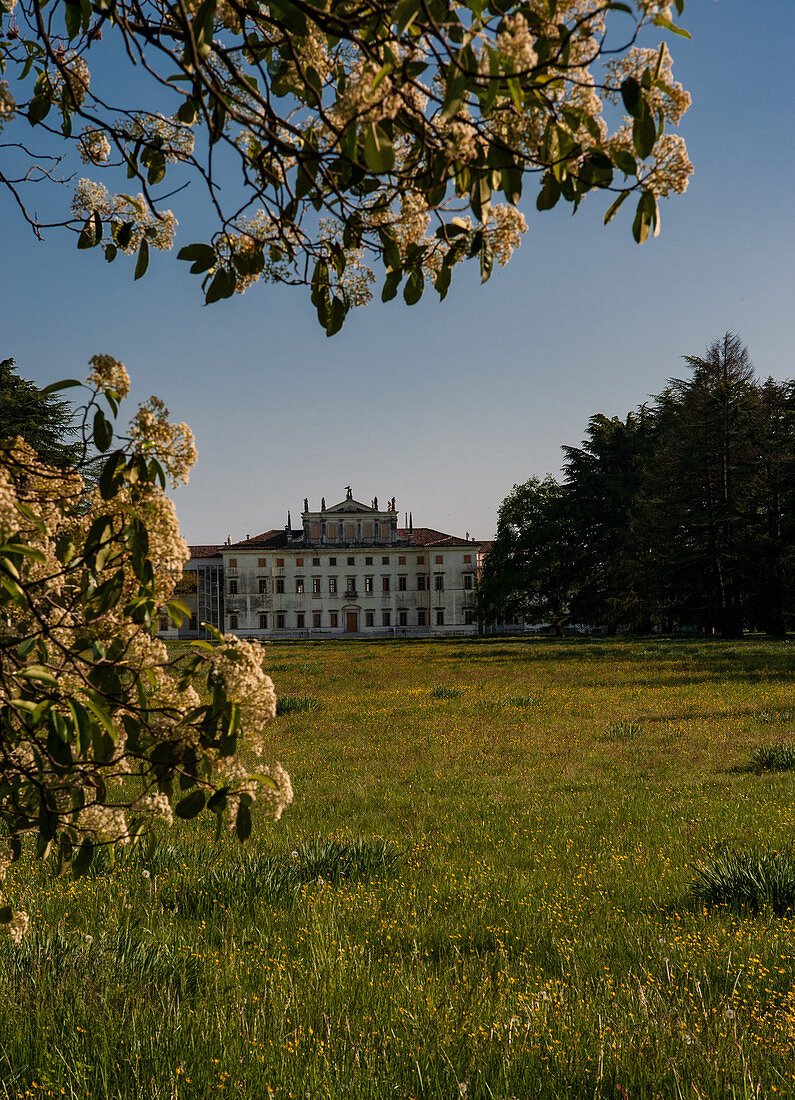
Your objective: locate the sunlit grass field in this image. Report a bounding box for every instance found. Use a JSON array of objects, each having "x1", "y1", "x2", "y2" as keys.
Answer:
[{"x1": 2, "y1": 636, "x2": 795, "y2": 1100}]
